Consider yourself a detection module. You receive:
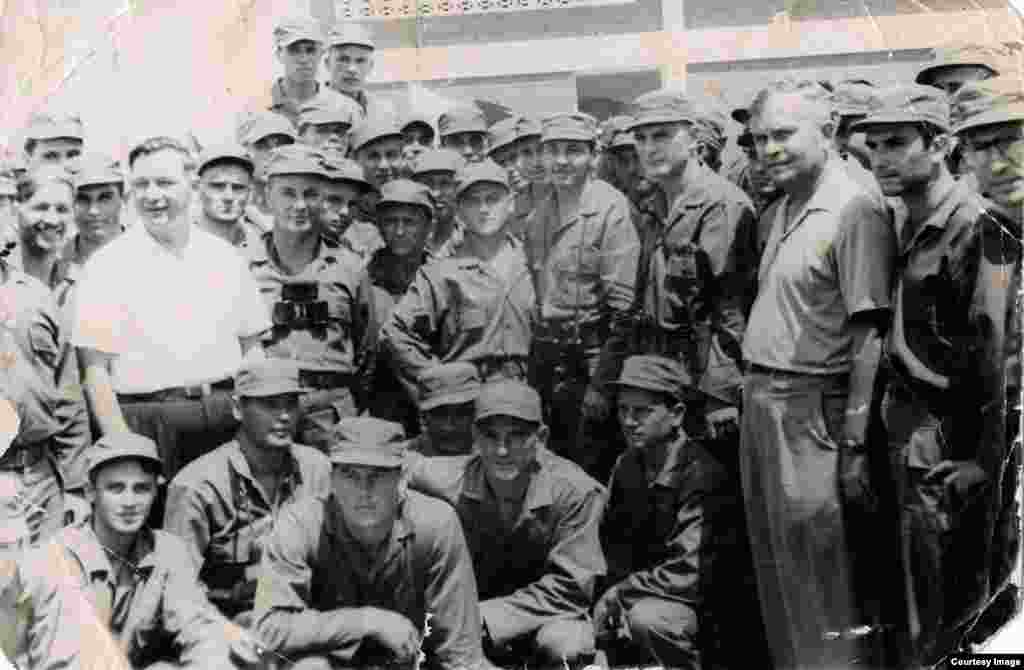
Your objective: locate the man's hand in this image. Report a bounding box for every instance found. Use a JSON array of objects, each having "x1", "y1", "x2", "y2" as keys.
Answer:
[
  {"x1": 363, "y1": 607, "x2": 420, "y2": 662},
  {"x1": 582, "y1": 386, "x2": 611, "y2": 421},
  {"x1": 925, "y1": 460, "x2": 989, "y2": 498},
  {"x1": 593, "y1": 587, "x2": 622, "y2": 638},
  {"x1": 223, "y1": 620, "x2": 270, "y2": 669},
  {"x1": 839, "y1": 447, "x2": 876, "y2": 514}
]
